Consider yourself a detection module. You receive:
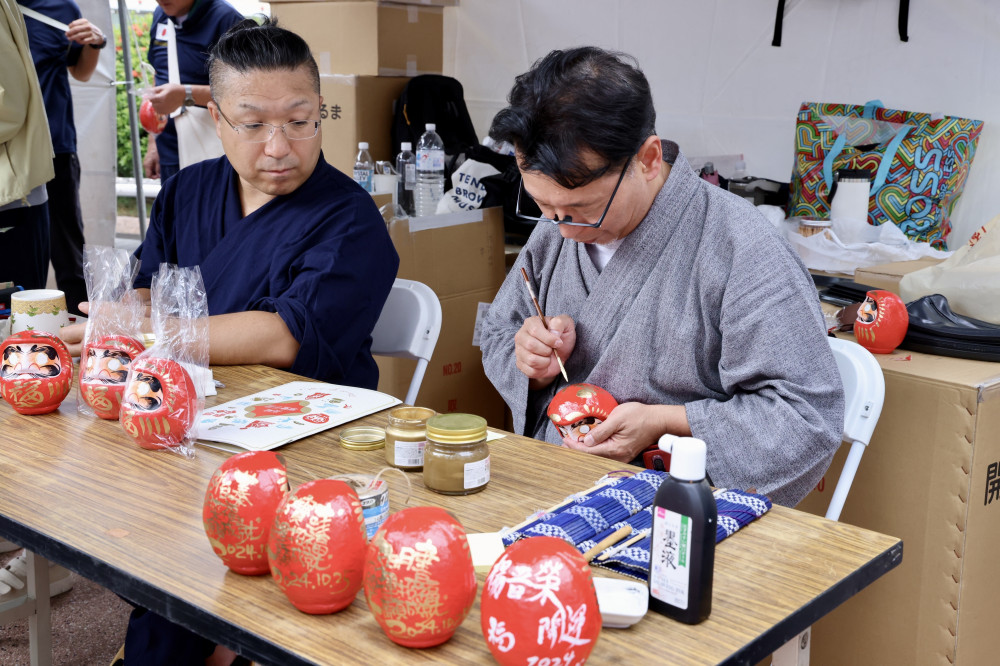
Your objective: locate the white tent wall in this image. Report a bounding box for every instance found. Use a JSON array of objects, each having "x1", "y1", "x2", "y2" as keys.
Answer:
[
  {"x1": 69, "y1": 0, "x2": 117, "y2": 250},
  {"x1": 443, "y1": 0, "x2": 1000, "y2": 248}
]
